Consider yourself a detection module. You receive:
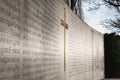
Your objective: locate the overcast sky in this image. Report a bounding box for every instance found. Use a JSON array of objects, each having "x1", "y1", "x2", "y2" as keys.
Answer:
[{"x1": 82, "y1": 0, "x2": 117, "y2": 33}]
